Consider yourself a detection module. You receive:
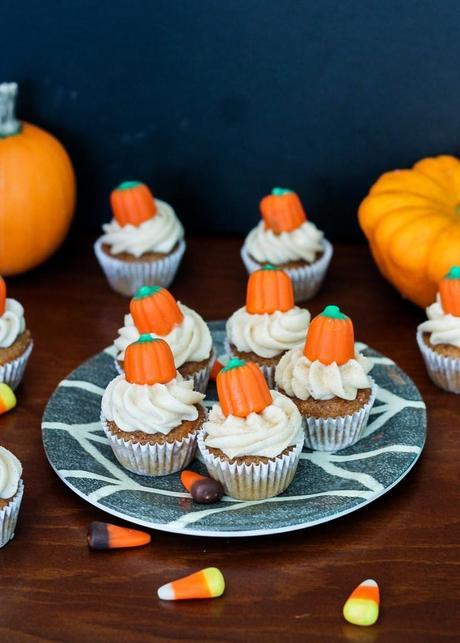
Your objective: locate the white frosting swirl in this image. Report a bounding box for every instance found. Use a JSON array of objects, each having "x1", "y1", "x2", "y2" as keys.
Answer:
[
  {"x1": 0, "y1": 446, "x2": 22, "y2": 500},
  {"x1": 418, "y1": 294, "x2": 460, "y2": 348},
  {"x1": 245, "y1": 220, "x2": 324, "y2": 264},
  {"x1": 101, "y1": 374, "x2": 204, "y2": 435},
  {"x1": 0, "y1": 299, "x2": 26, "y2": 348},
  {"x1": 114, "y1": 303, "x2": 212, "y2": 366},
  {"x1": 101, "y1": 199, "x2": 184, "y2": 257},
  {"x1": 203, "y1": 390, "x2": 302, "y2": 459},
  {"x1": 275, "y1": 347, "x2": 372, "y2": 401},
  {"x1": 226, "y1": 306, "x2": 310, "y2": 358}
]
